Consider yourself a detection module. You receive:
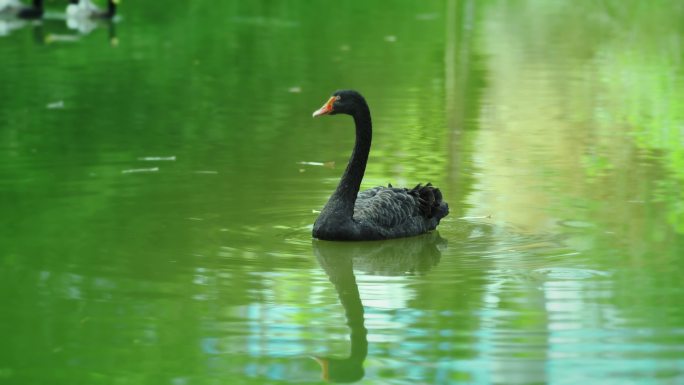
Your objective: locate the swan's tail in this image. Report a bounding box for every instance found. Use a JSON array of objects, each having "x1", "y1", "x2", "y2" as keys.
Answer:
[{"x1": 410, "y1": 183, "x2": 449, "y2": 221}]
